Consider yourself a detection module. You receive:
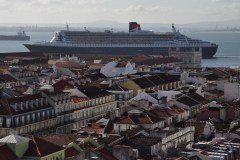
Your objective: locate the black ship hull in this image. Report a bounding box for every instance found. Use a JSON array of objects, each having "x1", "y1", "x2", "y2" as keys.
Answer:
[
  {"x1": 24, "y1": 44, "x2": 218, "y2": 59},
  {"x1": 0, "y1": 35, "x2": 30, "y2": 41}
]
